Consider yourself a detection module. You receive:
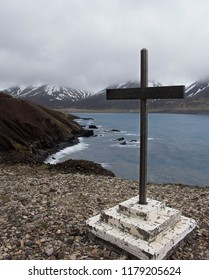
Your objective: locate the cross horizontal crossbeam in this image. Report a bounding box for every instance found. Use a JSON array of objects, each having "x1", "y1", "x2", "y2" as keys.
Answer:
[
  {"x1": 106, "y1": 48, "x2": 185, "y2": 205},
  {"x1": 107, "y1": 85, "x2": 185, "y2": 100}
]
